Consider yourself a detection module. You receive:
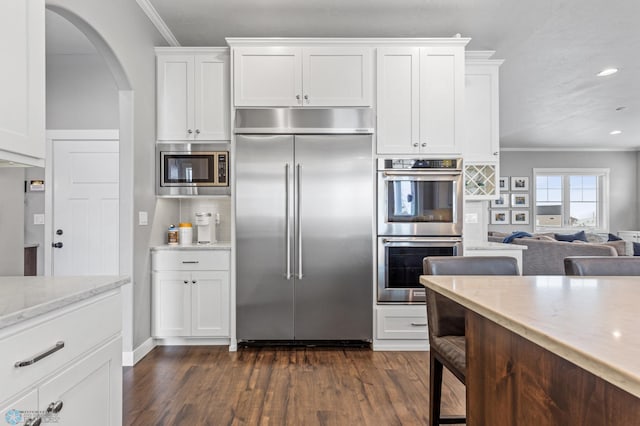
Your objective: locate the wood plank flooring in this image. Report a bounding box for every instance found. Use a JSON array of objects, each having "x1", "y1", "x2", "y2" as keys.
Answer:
[{"x1": 123, "y1": 346, "x2": 465, "y2": 425}]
